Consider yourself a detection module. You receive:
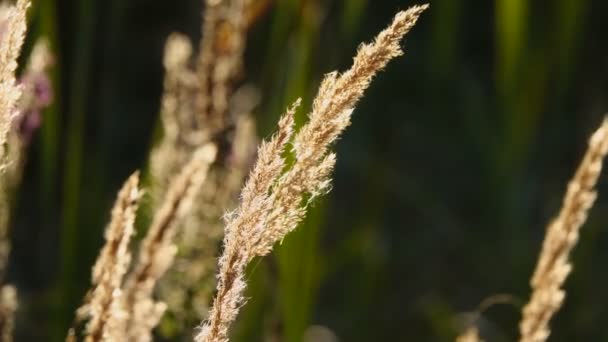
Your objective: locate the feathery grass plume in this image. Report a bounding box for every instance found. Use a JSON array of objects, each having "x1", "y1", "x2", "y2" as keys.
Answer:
[
  {"x1": 0, "y1": 4, "x2": 30, "y2": 340},
  {"x1": 0, "y1": 285, "x2": 16, "y2": 342},
  {"x1": 157, "y1": 111, "x2": 256, "y2": 333},
  {"x1": 123, "y1": 144, "x2": 217, "y2": 342},
  {"x1": 150, "y1": 0, "x2": 250, "y2": 199},
  {"x1": 196, "y1": 0, "x2": 249, "y2": 132},
  {"x1": 195, "y1": 99, "x2": 298, "y2": 342},
  {"x1": 149, "y1": 0, "x2": 253, "y2": 266},
  {"x1": 149, "y1": 33, "x2": 200, "y2": 197},
  {"x1": 0, "y1": 0, "x2": 29, "y2": 163},
  {"x1": 151, "y1": 0, "x2": 256, "y2": 335},
  {"x1": 0, "y1": 0, "x2": 30, "y2": 277},
  {"x1": 0, "y1": 40, "x2": 52, "y2": 342},
  {"x1": 70, "y1": 172, "x2": 142, "y2": 342},
  {"x1": 151, "y1": 0, "x2": 252, "y2": 220},
  {"x1": 196, "y1": 5, "x2": 428, "y2": 341},
  {"x1": 0, "y1": 37, "x2": 53, "y2": 278},
  {"x1": 519, "y1": 118, "x2": 608, "y2": 342}
]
